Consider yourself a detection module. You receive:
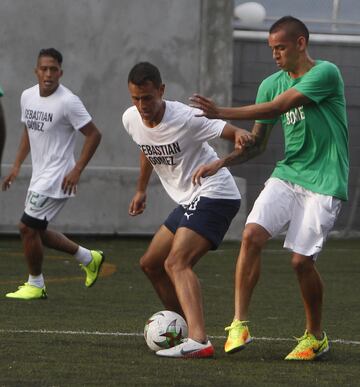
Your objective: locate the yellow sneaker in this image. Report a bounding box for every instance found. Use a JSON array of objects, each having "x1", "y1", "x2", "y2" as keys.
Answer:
[
  {"x1": 80, "y1": 250, "x2": 105, "y2": 287},
  {"x1": 224, "y1": 319, "x2": 253, "y2": 354},
  {"x1": 285, "y1": 330, "x2": 329, "y2": 361},
  {"x1": 6, "y1": 283, "x2": 47, "y2": 300}
]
